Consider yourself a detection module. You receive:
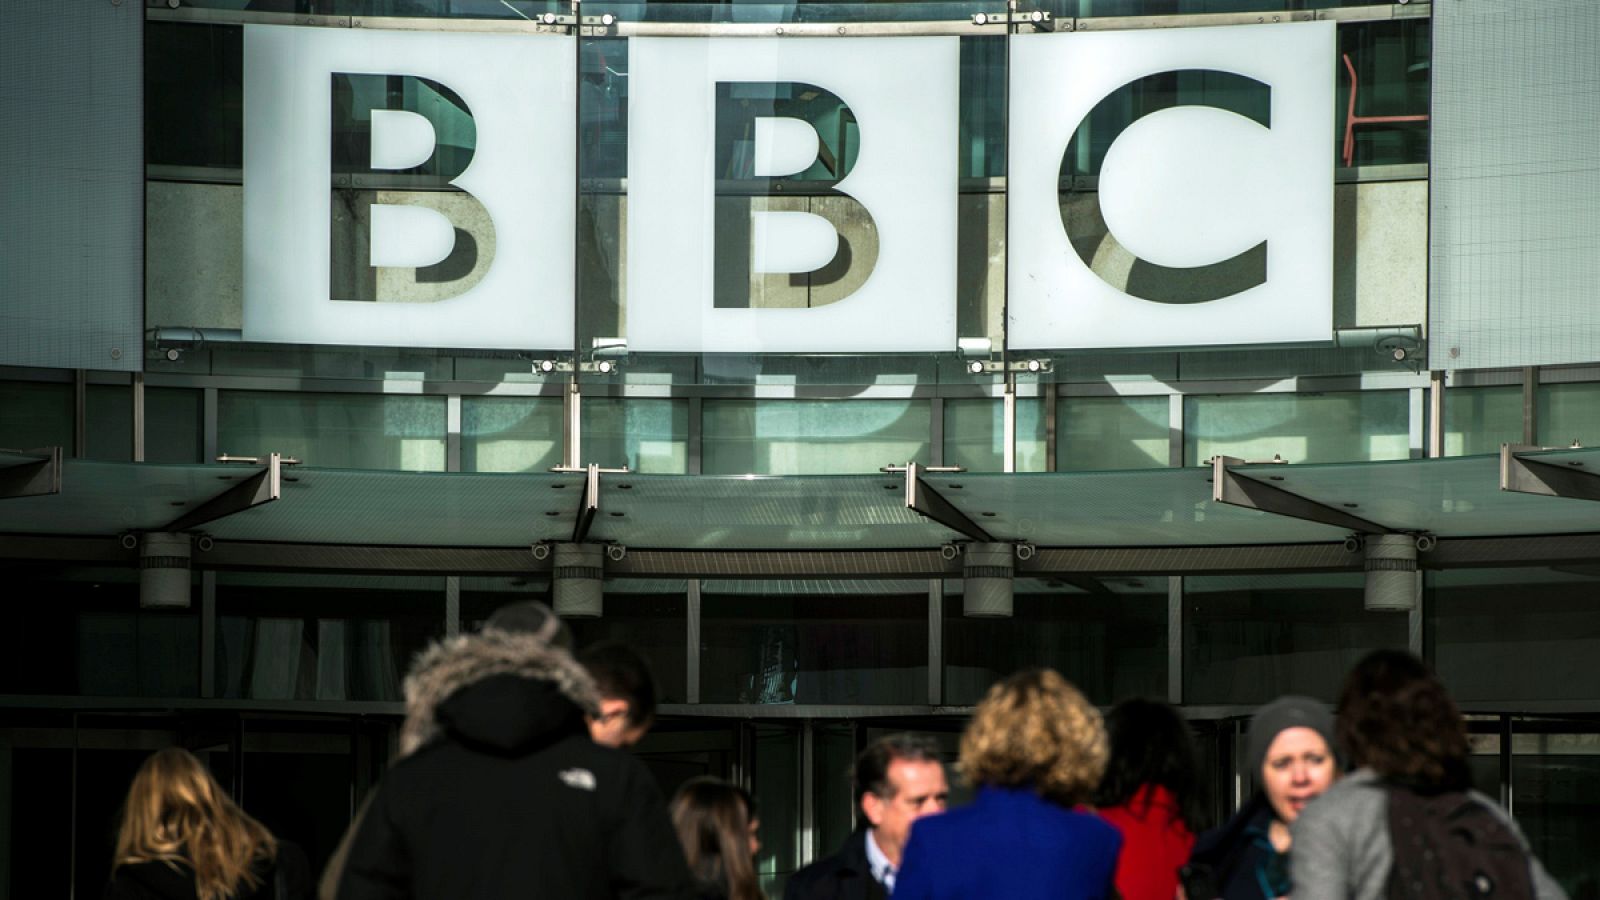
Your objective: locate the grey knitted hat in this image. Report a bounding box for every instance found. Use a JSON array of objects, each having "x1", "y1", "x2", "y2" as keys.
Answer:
[{"x1": 1245, "y1": 695, "x2": 1339, "y2": 776}]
